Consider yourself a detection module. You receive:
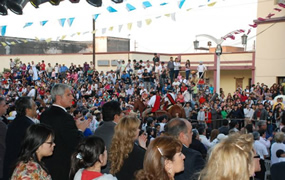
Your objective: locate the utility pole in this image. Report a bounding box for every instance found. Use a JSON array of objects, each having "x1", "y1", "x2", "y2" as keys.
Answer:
[{"x1": 92, "y1": 18, "x2": 96, "y2": 67}]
